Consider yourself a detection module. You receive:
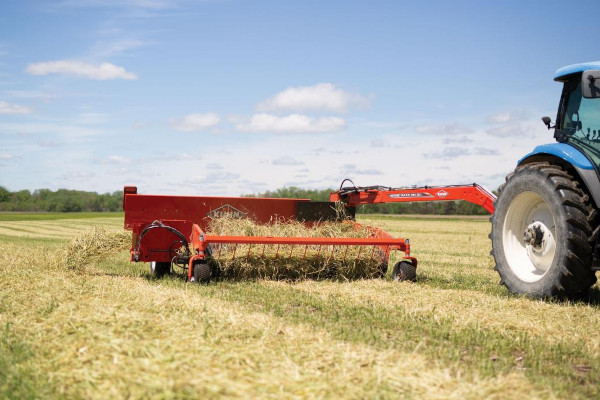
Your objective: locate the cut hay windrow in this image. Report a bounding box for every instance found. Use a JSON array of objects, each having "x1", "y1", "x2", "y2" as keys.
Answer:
[
  {"x1": 52, "y1": 226, "x2": 131, "y2": 271},
  {"x1": 205, "y1": 217, "x2": 388, "y2": 281}
]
